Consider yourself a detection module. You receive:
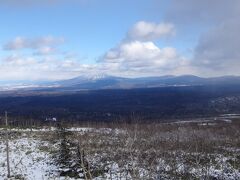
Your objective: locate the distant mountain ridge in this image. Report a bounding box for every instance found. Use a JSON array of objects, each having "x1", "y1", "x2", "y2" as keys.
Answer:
[
  {"x1": 52, "y1": 74, "x2": 240, "y2": 90},
  {"x1": 1, "y1": 74, "x2": 240, "y2": 91}
]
